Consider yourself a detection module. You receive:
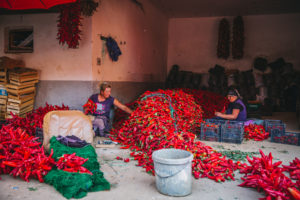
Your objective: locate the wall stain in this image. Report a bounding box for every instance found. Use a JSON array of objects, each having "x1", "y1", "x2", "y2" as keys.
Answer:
[{"x1": 56, "y1": 65, "x2": 63, "y2": 72}]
